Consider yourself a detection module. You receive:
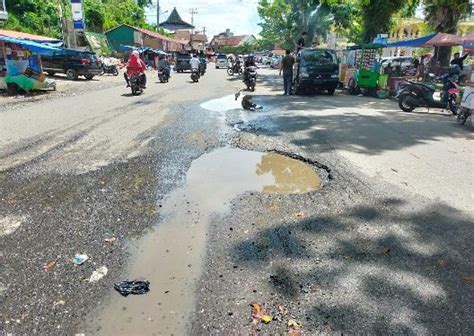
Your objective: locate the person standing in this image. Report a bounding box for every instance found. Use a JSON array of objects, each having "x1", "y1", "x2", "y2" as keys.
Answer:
[
  {"x1": 296, "y1": 32, "x2": 308, "y2": 53},
  {"x1": 451, "y1": 52, "x2": 469, "y2": 70},
  {"x1": 279, "y1": 50, "x2": 295, "y2": 95}
]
